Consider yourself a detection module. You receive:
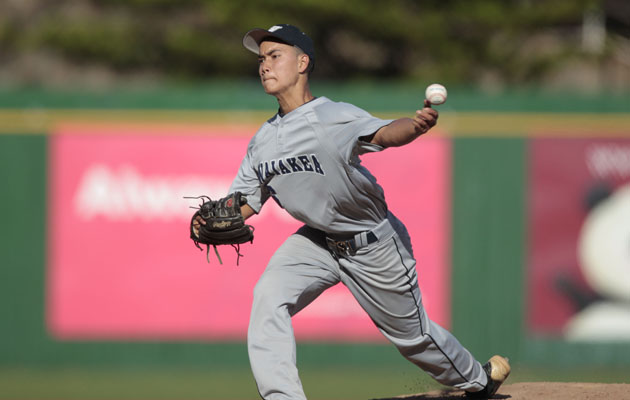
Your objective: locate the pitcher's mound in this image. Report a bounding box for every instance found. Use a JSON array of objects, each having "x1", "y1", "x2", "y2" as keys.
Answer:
[{"x1": 374, "y1": 382, "x2": 630, "y2": 400}]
